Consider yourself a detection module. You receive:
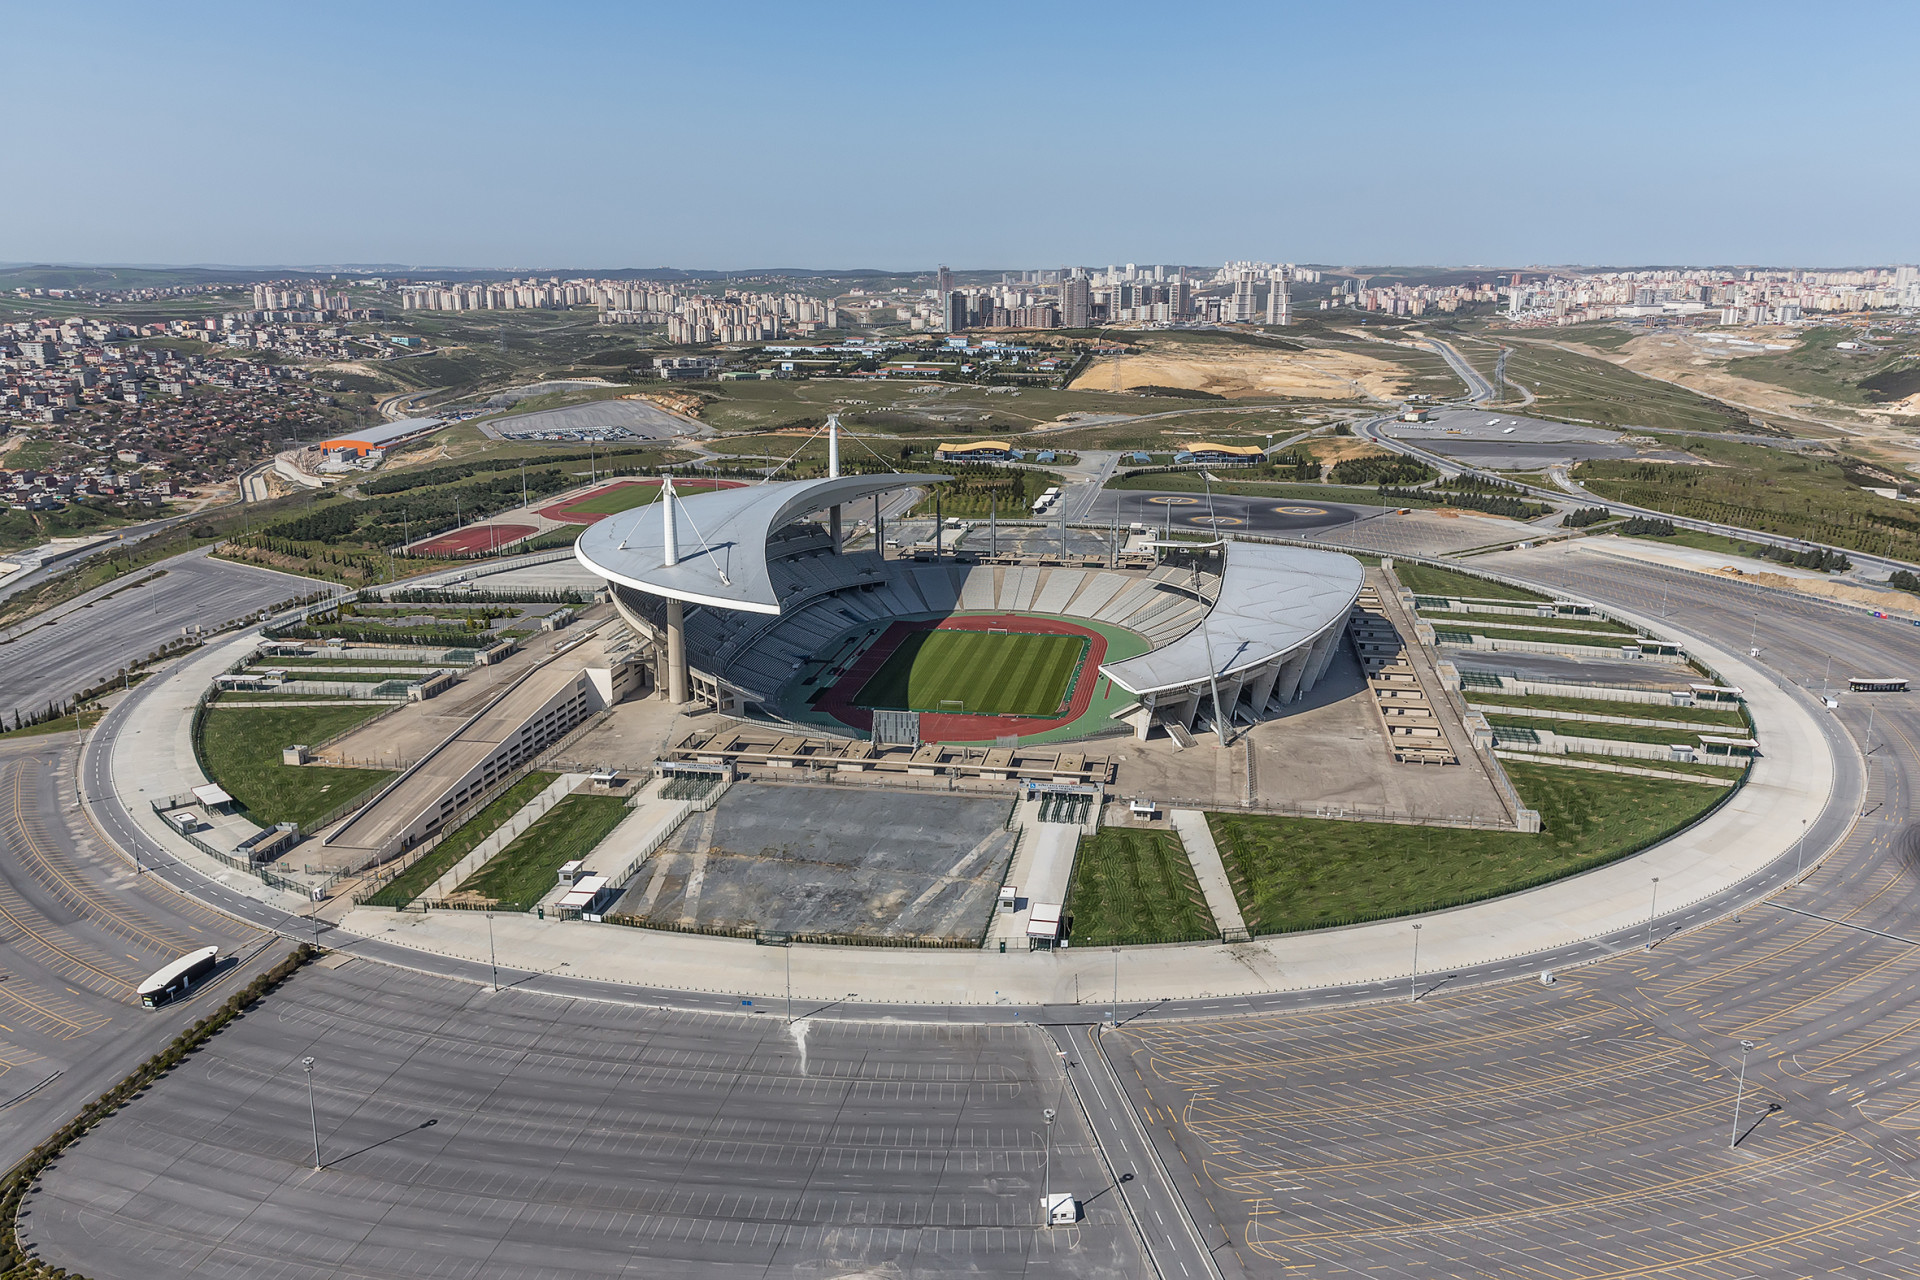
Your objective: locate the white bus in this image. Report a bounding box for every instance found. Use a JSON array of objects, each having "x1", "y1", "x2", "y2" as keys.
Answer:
[
  {"x1": 1848, "y1": 676, "x2": 1909, "y2": 693},
  {"x1": 138, "y1": 946, "x2": 220, "y2": 1009}
]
